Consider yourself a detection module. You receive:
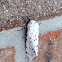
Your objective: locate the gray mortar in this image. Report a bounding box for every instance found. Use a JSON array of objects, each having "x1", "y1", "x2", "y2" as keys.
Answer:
[
  {"x1": 38, "y1": 15, "x2": 62, "y2": 35},
  {"x1": 0, "y1": 27, "x2": 28, "y2": 62}
]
